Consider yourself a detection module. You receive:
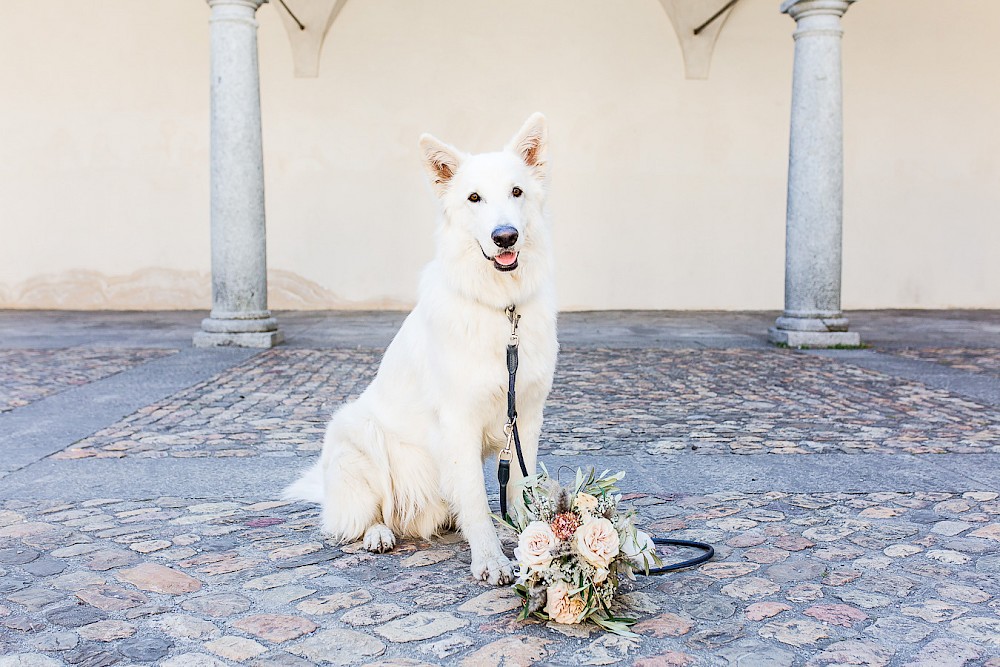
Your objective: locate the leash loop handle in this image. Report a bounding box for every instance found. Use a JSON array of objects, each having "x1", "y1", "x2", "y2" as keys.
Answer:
[
  {"x1": 641, "y1": 537, "x2": 715, "y2": 575},
  {"x1": 498, "y1": 459, "x2": 511, "y2": 521},
  {"x1": 506, "y1": 345, "x2": 518, "y2": 425}
]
